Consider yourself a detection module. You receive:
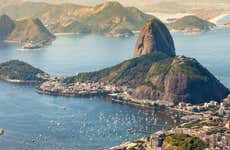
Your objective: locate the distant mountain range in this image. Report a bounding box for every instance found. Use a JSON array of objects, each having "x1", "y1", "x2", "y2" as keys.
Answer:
[
  {"x1": 0, "y1": 15, "x2": 55, "y2": 48},
  {"x1": 26, "y1": 0, "x2": 106, "y2": 5},
  {"x1": 0, "y1": 1, "x2": 153, "y2": 36},
  {"x1": 22, "y1": 0, "x2": 230, "y2": 19},
  {"x1": 0, "y1": 0, "x2": 23, "y2": 8}
]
